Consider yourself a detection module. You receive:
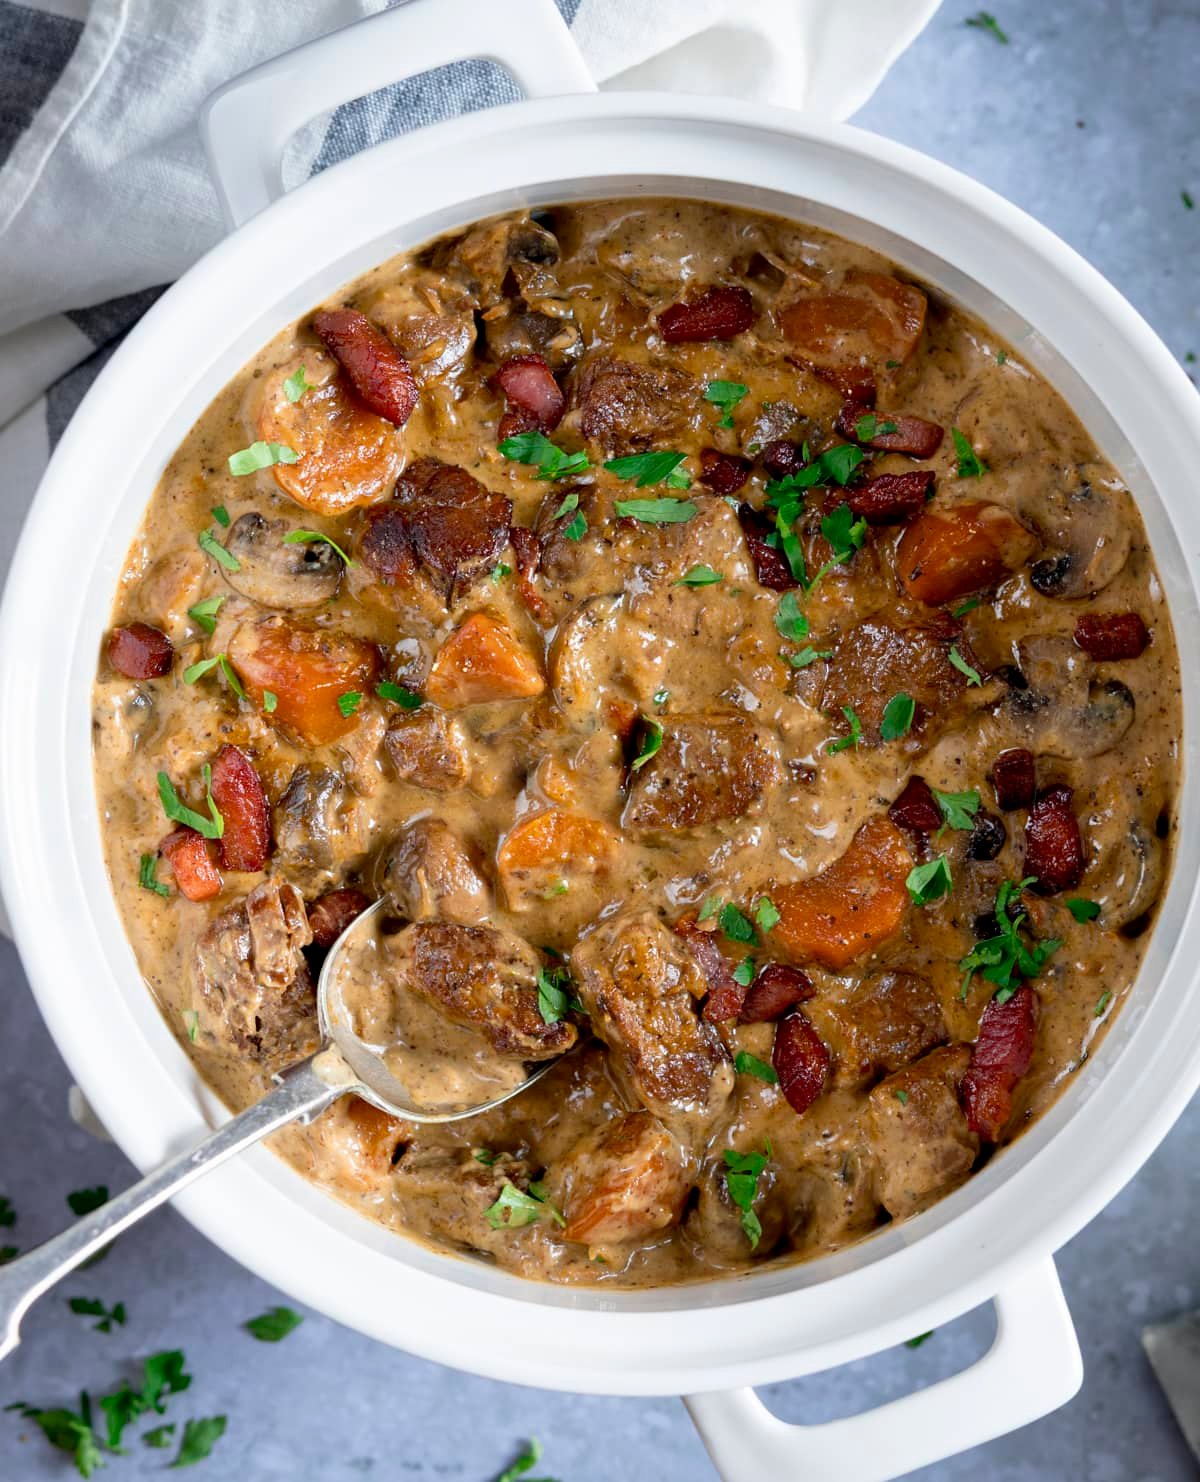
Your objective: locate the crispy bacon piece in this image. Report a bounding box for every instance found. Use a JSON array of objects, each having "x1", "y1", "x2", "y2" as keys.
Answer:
[
  {"x1": 888, "y1": 776, "x2": 942, "y2": 835},
  {"x1": 658, "y1": 286, "x2": 755, "y2": 343},
  {"x1": 897, "y1": 501, "x2": 1037, "y2": 605},
  {"x1": 491, "y1": 353, "x2": 565, "y2": 435},
  {"x1": 508, "y1": 525, "x2": 552, "y2": 625},
  {"x1": 739, "y1": 963, "x2": 813, "y2": 1023},
  {"x1": 699, "y1": 448, "x2": 752, "y2": 496},
  {"x1": 107, "y1": 623, "x2": 174, "y2": 679},
  {"x1": 772, "y1": 1009, "x2": 830, "y2": 1115},
  {"x1": 991, "y1": 748, "x2": 1036, "y2": 811},
  {"x1": 210, "y1": 744, "x2": 271, "y2": 873},
  {"x1": 1073, "y1": 612, "x2": 1150, "y2": 661},
  {"x1": 312, "y1": 308, "x2": 418, "y2": 427},
  {"x1": 160, "y1": 827, "x2": 222, "y2": 902},
  {"x1": 1024, "y1": 785, "x2": 1085, "y2": 893},
  {"x1": 737, "y1": 503, "x2": 796, "y2": 591},
  {"x1": 307, "y1": 887, "x2": 371, "y2": 949},
  {"x1": 960, "y1": 985, "x2": 1038, "y2": 1141},
  {"x1": 836, "y1": 401, "x2": 945, "y2": 459},
  {"x1": 675, "y1": 918, "x2": 745, "y2": 1023},
  {"x1": 761, "y1": 439, "x2": 804, "y2": 480},
  {"x1": 846, "y1": 471, "x2": 934, "y2": 526}
]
